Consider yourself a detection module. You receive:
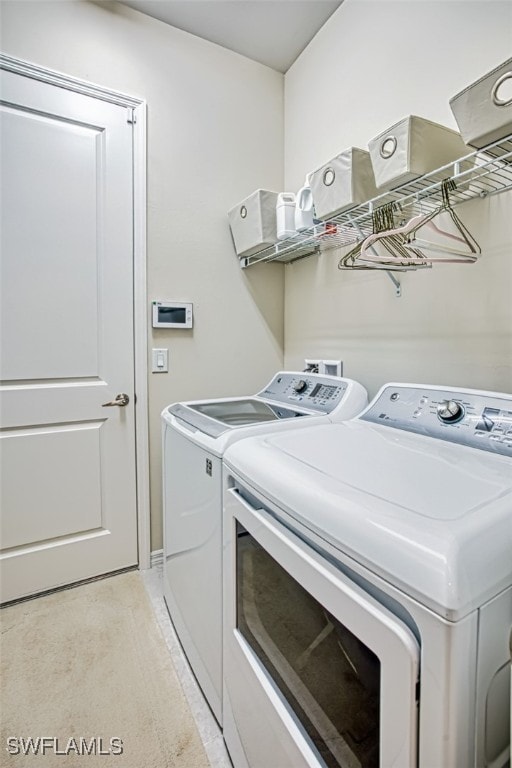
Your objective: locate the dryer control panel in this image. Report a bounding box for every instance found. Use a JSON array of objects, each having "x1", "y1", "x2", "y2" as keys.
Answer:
[
  {"x1": 361, "y1": 384, "x2": 512, "y2": 456},
  {"x1": 259, "y1": 372, "x2": 348, "y2": 414}
]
